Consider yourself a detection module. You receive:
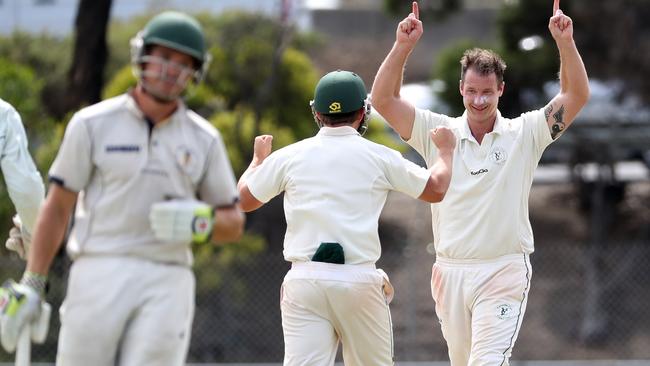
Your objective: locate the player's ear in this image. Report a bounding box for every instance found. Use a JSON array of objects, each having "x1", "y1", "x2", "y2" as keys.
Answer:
[{"x1": 357, "y1": 108, "x2": 365, "y2": 123}]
